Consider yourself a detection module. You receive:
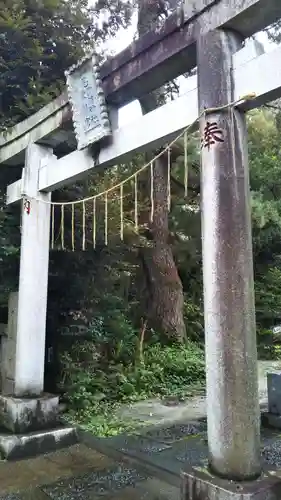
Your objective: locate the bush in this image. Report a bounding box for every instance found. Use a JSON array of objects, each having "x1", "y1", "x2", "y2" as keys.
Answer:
[
  {"x1": 59, "y1": 309, "x2": 205, "y2": 435},
  {"x1": 60, "y1": 338, "x2": 205, "y2": 408}
]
